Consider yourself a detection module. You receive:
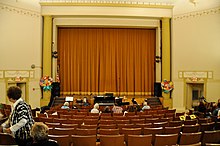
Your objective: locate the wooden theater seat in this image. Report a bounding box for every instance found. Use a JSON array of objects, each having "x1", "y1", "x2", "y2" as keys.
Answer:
[
  {"x1": 179, "y1": 132, "x2": 202, "y2": 145},
  {"x1": 0, "y1": 133, "x2": 17, "y2": 145},
  {"x1": 154, "y1": 133, "x2": 179, "y2": 146},
  {"x1": 71, "y1": 135, "x2": 97, "y2": 146},
  {"x1": 99, "y1": 135, "x2": 125, "y2": 146},
  {"x1": 127, "y1": 134, "x2": 152, "y2": 146}
]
